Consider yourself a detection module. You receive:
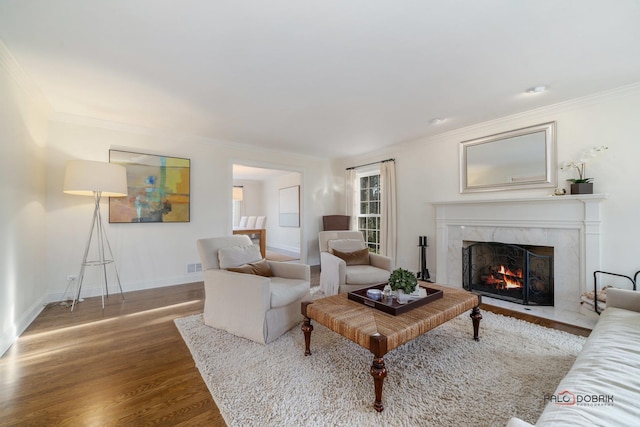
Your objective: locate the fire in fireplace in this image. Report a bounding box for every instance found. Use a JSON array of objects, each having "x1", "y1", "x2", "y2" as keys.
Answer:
[{"x1": 462, "y1": 241, "x2": 553, "y2": 305}]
